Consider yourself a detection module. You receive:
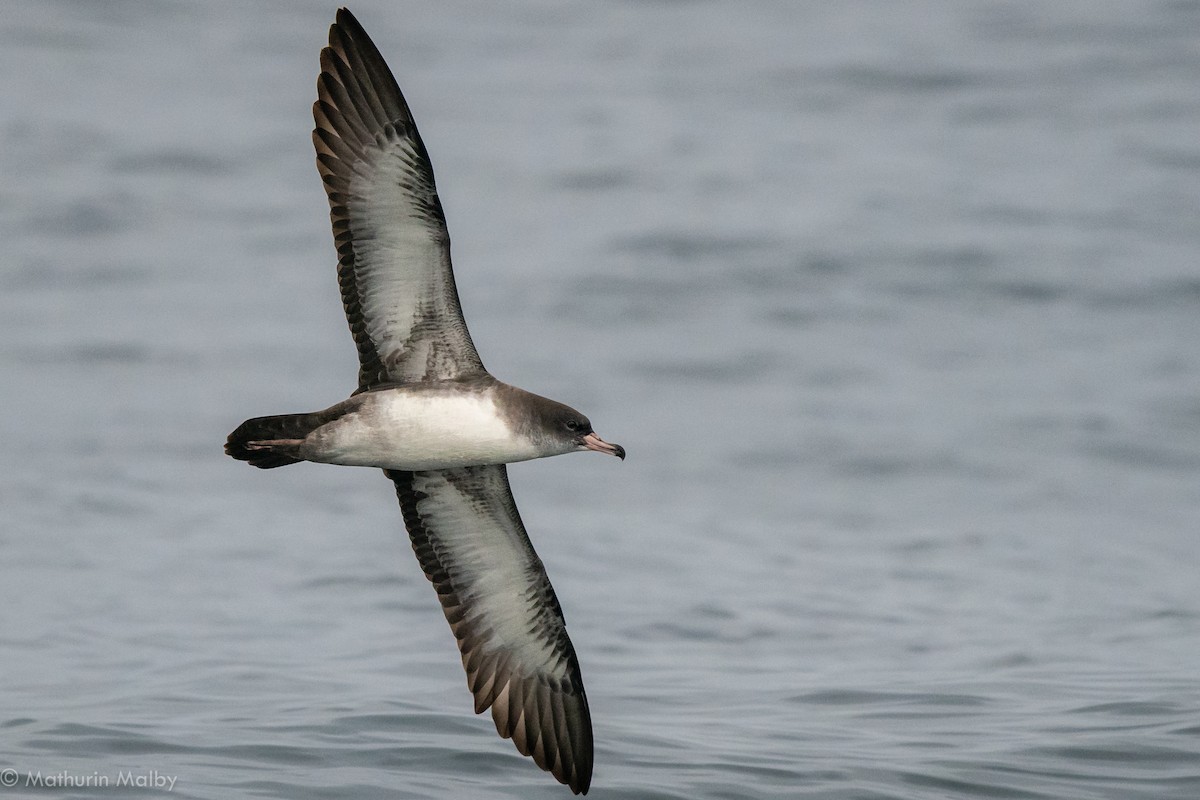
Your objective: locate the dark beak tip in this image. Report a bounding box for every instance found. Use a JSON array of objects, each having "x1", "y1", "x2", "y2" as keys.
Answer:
[{"x1": 582, "y1": 432, "x2": 625, "y2": 460}]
